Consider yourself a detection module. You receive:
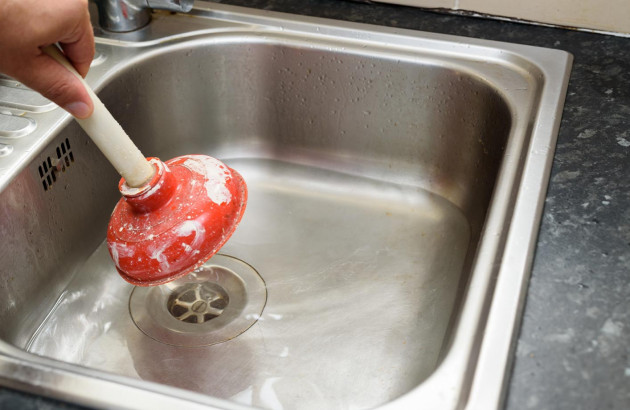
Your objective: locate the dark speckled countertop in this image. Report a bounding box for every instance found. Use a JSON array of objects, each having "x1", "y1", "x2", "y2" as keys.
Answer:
[{"x1": 2, "y1": 1, "x2": 629, "y2": 409}]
